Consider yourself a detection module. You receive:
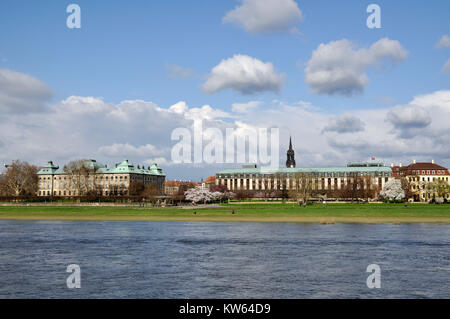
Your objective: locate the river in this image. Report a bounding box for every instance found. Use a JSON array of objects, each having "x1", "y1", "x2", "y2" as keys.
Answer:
[{"x1": 0, "y1": 221, "x2": 449, "y2": 298}]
